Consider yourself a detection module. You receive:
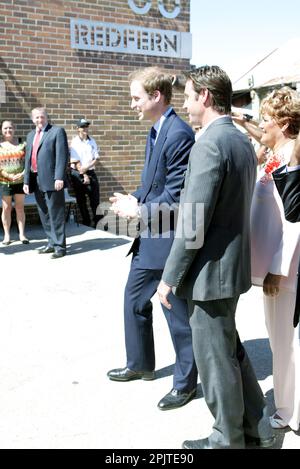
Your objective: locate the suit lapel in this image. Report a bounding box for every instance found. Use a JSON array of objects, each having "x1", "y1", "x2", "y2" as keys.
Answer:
[
  {"x1": 141, "y1": 131, "x2": 153, "y2": 185},
  {"x1": 141, "y1": 111, "x2": 177, "y2": 202},
  {"x1": 28, "y1": 130, "x2": 35, "y2": 150},
  {"x1": 38, "y1": 123, "x2": 52, "y2": 149}
]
